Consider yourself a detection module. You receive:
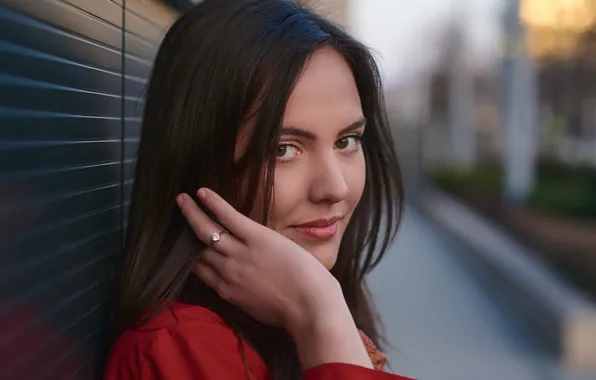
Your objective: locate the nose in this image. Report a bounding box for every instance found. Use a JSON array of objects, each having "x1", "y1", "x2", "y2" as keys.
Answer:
[{"x1": 309, "y1": 153, "x2": 349, "y2": 204}]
